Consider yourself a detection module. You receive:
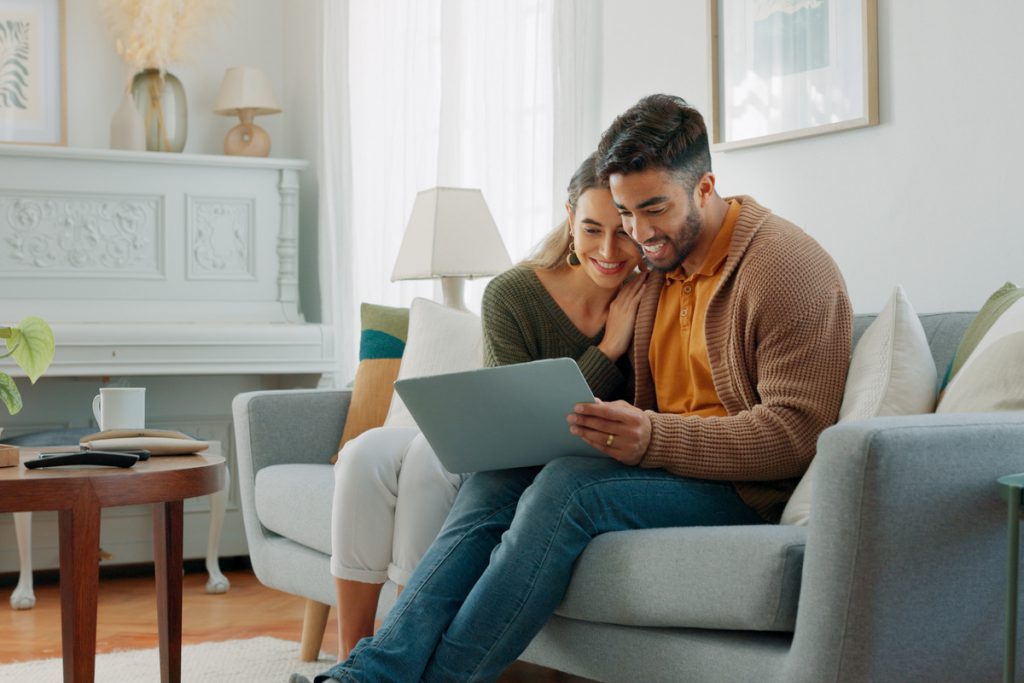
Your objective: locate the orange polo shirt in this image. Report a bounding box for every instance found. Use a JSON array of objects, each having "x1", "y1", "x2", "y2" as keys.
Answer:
[{"x1": 649, "y1": 199, "x2": 741, "y2": 416}]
